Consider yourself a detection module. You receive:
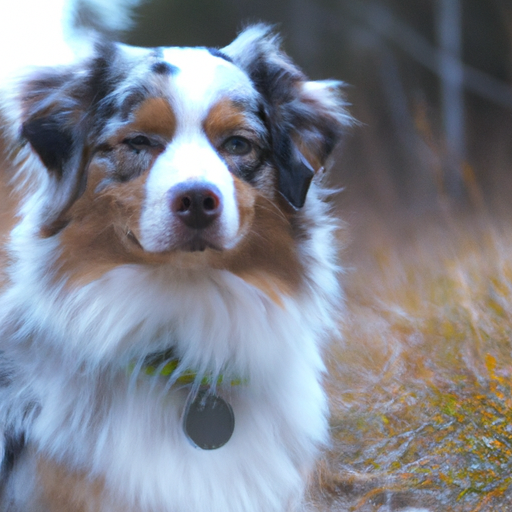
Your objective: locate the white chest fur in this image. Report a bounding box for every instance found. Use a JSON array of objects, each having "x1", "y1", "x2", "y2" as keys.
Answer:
[{"x1": 4, "y1": 263, "x2": 332, "y2": 512}]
